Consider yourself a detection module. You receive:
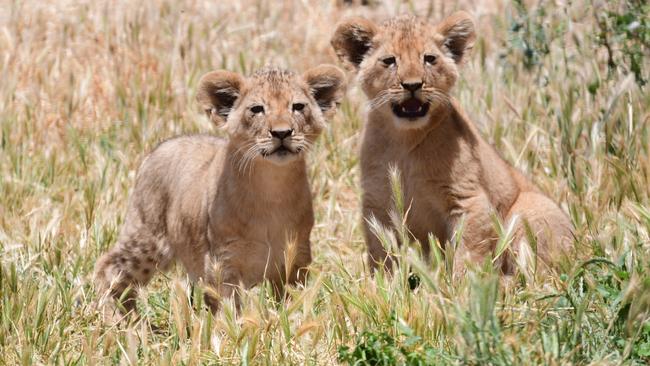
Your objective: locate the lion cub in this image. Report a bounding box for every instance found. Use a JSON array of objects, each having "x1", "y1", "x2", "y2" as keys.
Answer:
[
  {"x1": 95, "y1": 65, "x2": 346, "y2": 313},
  {"x1": 331, "y1": 13, "x2": 573, "y2": 276}
]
